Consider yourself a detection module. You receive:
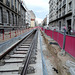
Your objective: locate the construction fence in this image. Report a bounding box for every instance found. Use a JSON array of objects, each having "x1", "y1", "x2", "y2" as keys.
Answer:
[
  {"x1": 0, "y1": 28, "x2": 32, "y2": 43},
  {"x1": 40, "y1": 27, "x2": 75, "y2": 58}
]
